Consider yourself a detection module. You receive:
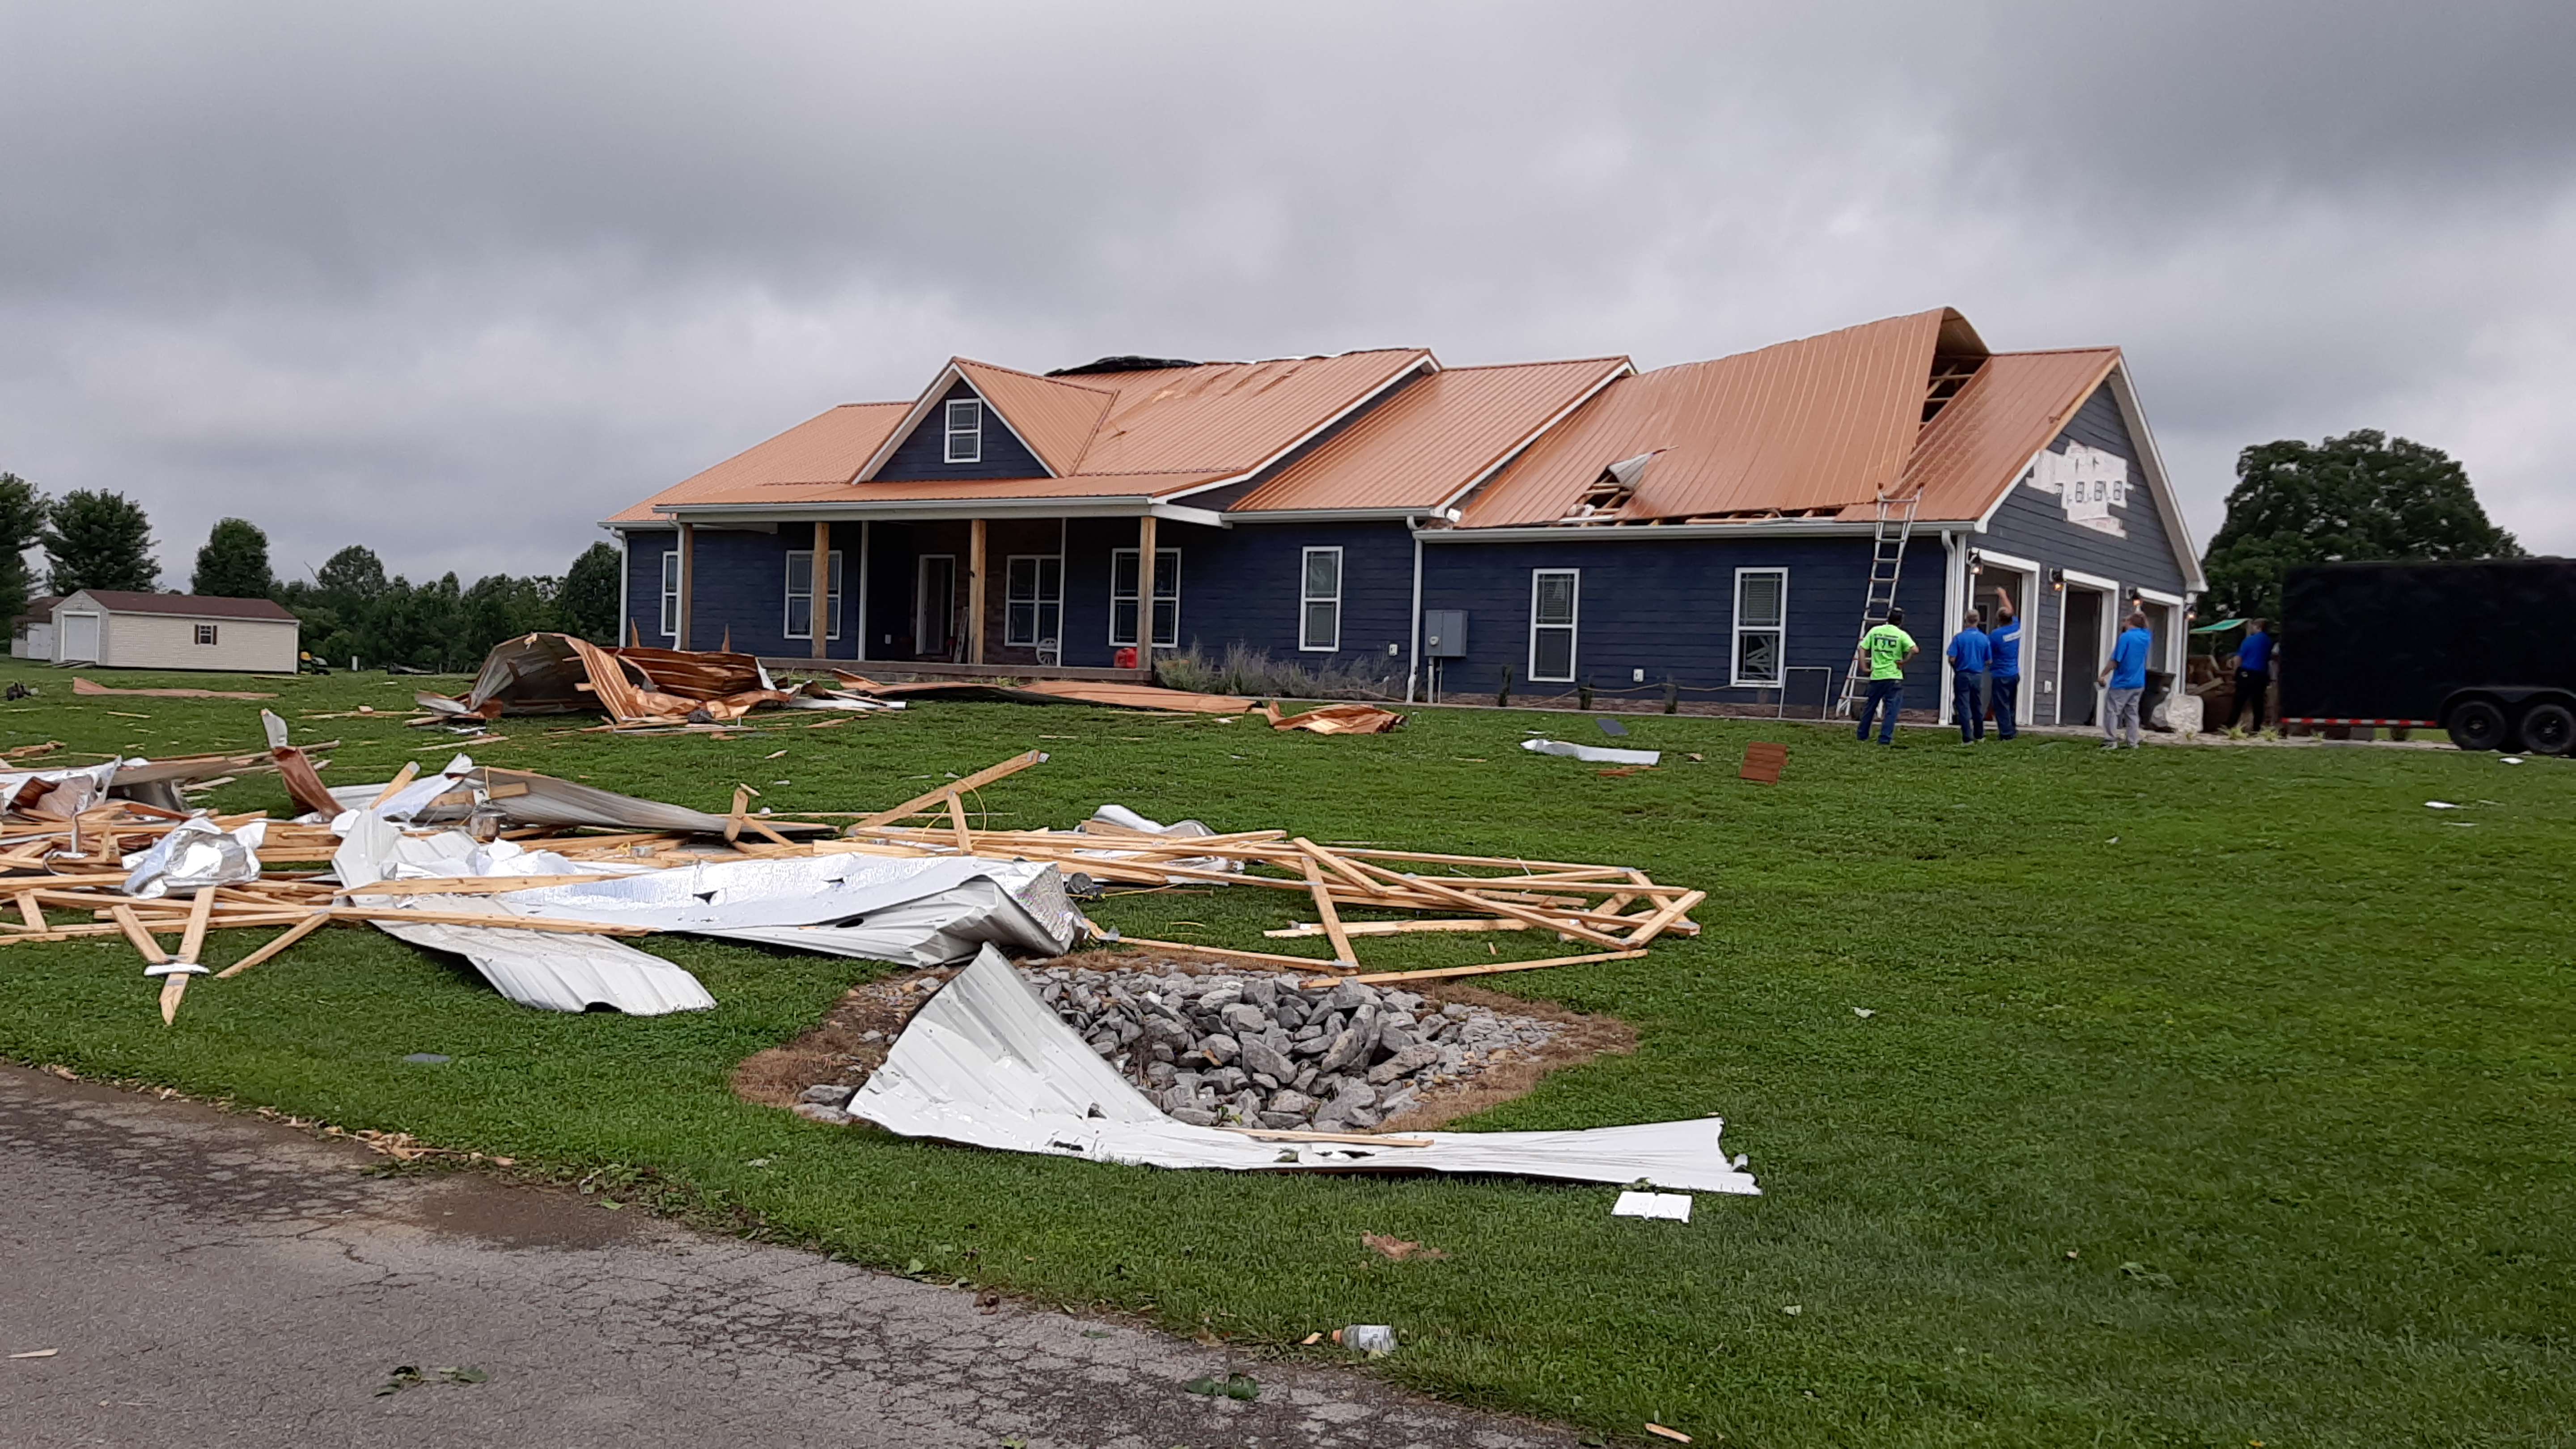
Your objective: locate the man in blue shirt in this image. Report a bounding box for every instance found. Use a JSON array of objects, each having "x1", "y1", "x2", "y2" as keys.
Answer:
[
  {"x1": 2228, "y1": 618, "x2": 2273, "y2": 731},
  {"x1": 1945, "y1": 608, "x2": 1992, "y2": 742},
  {"x1": 2095, "y1": 610, "x2": 2154, "y2": 749},
  {"x1": 1986, "y1": 595, "x2": 2023, "y2": 740}
]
